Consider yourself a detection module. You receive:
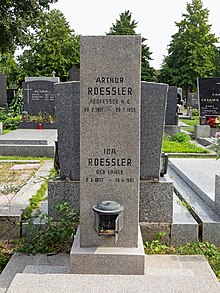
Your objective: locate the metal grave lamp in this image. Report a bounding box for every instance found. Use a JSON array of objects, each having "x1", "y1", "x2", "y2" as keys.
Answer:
[
  {"x1": 22, "y1": 111, "x2": 29, "y2": 121},
  {"x1": 93, "y1": 200, "x2": 124, "y2": 243},
  {"x1": 160, "y1": 152, "x2": 168, "y2": 177}
]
